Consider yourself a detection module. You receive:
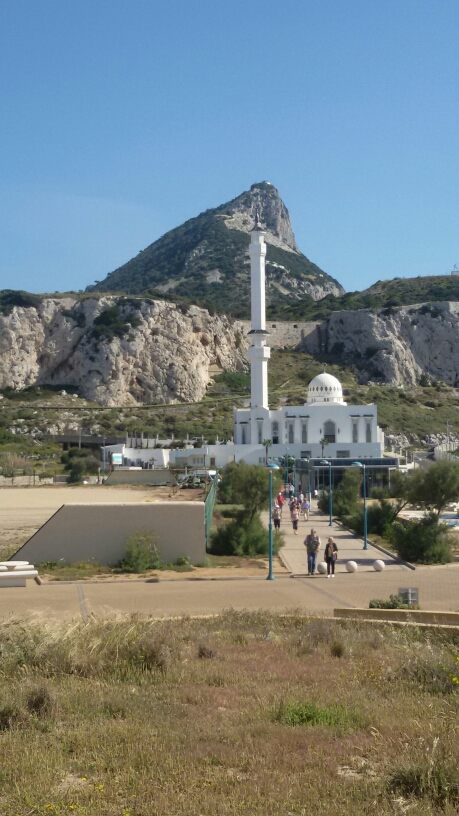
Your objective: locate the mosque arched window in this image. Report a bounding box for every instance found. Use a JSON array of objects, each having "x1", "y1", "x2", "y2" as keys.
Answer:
[{"x1": 323, "y1": 420, "x2": 336, "y2": 443}]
